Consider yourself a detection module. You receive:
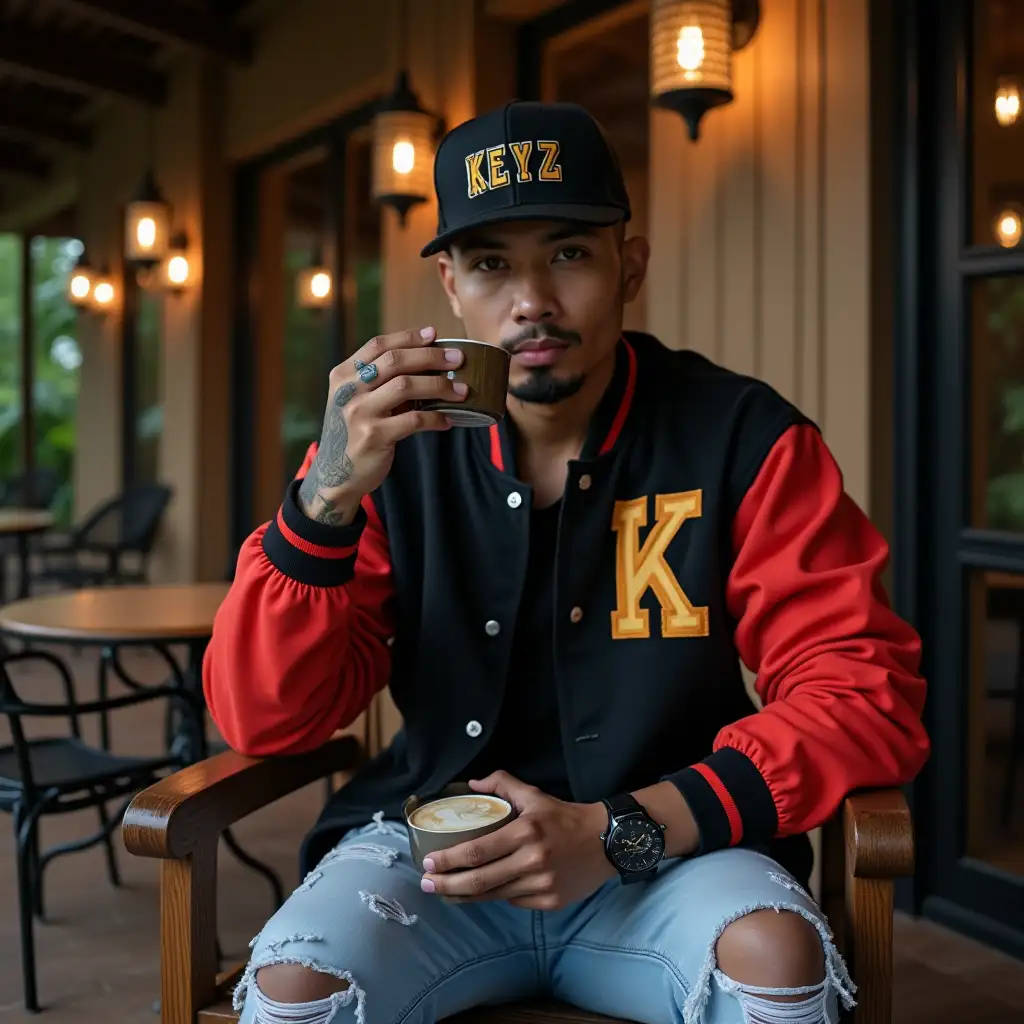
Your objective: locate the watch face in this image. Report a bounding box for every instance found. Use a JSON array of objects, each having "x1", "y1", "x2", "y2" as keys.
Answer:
[{"x1": 608, "y1": 815, "x2": 666, "y2": 873}]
